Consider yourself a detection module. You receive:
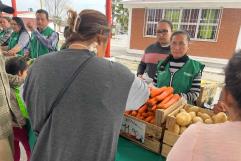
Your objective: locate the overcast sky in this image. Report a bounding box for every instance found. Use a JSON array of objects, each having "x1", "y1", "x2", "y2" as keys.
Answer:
[{"x1": 4, "y1": 0, "x2": 106, "y2": 14}]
